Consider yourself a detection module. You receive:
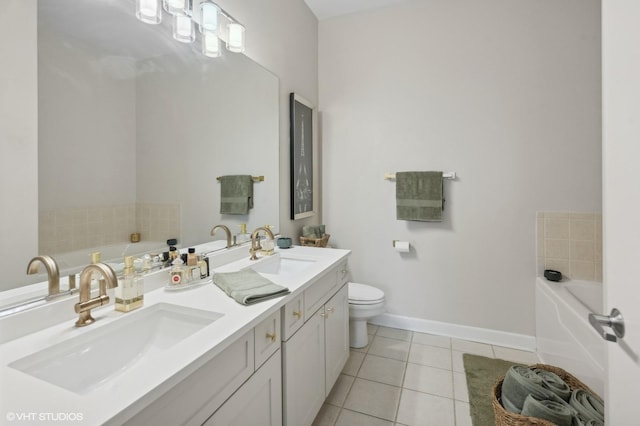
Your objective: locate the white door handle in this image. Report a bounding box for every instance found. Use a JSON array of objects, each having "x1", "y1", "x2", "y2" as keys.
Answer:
[{"x1": 589, "y1": 308, "x2": 625, "y2": 342}]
